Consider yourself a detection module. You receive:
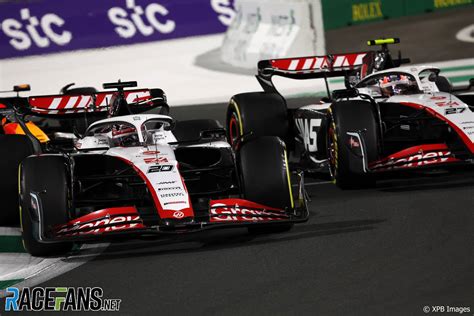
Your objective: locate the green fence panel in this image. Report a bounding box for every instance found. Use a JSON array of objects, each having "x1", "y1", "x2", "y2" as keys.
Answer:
[{"x1": 322, "y1": 0, "x2": 474, "y2": 30}]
